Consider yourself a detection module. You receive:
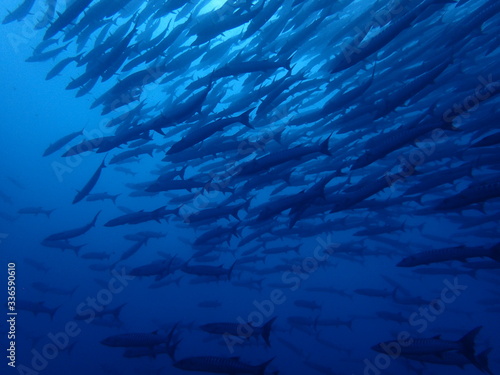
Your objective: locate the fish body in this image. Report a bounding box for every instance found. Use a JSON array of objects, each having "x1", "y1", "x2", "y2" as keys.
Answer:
[{"x1": 44, "y1": 211, "x2": 100, "y2": 241}]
